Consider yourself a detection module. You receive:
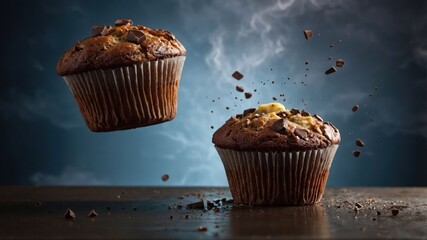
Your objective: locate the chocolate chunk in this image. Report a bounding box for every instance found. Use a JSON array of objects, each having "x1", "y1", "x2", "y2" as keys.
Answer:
[
  {"x1": 336, "y1": 59, "x2": 345, "y2": 68},
  {"x1": 169, "y1": 215, "x2": 174, "y2": 219},
  {"x1": 161, "y1": 174, "x2": 169, "y2": 182},
  {"x1": 322, "y1": 125, "x2": 335, "y2": 140},
  {"x1": 88, "y1": 209, "x2": 98, "y2": 218},
  {"x1": 290, "y1": 108, "x2": 300, "y2": 115},
  {"x1": 244, "y1": 92, "x2": 252, "y2": 99},
  {"x1": 236, "y1": 85, "x2": 244, "y2": 92},
  {"x1": 352, "y1": 105, "x2": 359, "y2": 112},
  {"x1": 391, "y1": 208, "x2": 399, "y2": 216},
  {"x1": 187, "y1": 201, "x2": 204, "y2": 209},
  {"x1": 243, "y1": 108, "x2": 256, "y2": 116},
  {"x1": 198, "y1": 226, "x2": 208, "y2": 232},
  {"x1": 355, "y1": 139, "x2": 365, "y2": 147},
  {"x1": 313, "y1": 114, "x2": 323, "y2": 122},
  {"x1": 328, "y1": 57, "x2": 332, "y2": 61},
  {"x1": 377, "y1": 211, "x2": 381, "y2": 215},
  {"x1": 210, "y1": 126, "x2": 214, "y2": 129},
  {"x1": 303, "y1": 30, "x2": 313, "y2": 40},
  {"x1": 305, "y1": 61, "x2": 309, "y2": 65},
  {"x1": 235, "y1": 114, "x2": 243, "y2": 119},
  {"x1": 226, "y1": 107, "x2": 230, "y2": 110},
  {"x1": 272, "y1": 119, "x2": 288, "y2": 133},
  {"x1": 301, "y1": 110, "x2": 310, "y2": 117},
  {"x1": 329, "y1": 44, "x2": 334, "y2": 48},
  {"x1": 92, "y1": 25, "x2": 112, "y2": 37},
  {"x1": 325, "y1": 66, "x2": 337, "y2": 75},
  {"x1": 353, "y1": 150, "x2": 361, "y2": 157},
  {"x1": 127, "y1": 30, "x2": 146, "y2": 44},
  {"x1": 294, "y1": 128, "x2": 308, "y2": 140},
  {"x1": 114, "y1": 19, "x2": 133, "y2": 26},
  {"x1": 272, "y1": 97, "x2": 278, "y2": 101},
  {"x1": 64, "y1": 208, "x2": 76, "y2": 219},
  {"x1": 232, "y1": 71, "x2": 244, "y2": 80},
  {"x1": 276, "y1": 111, "x2": 287, "y2": 119},
  {"x1": 355, "y1": 203, "x2": 363, "y2": 208},
  {"x1": 74, "y1": 44, "x2": 83, "y2": 52}
]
